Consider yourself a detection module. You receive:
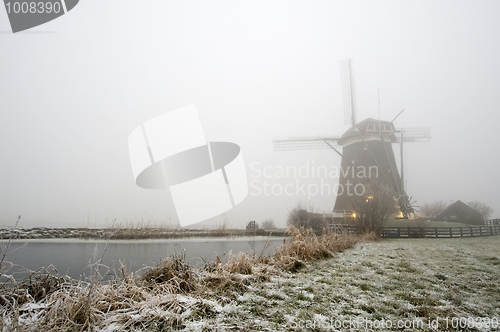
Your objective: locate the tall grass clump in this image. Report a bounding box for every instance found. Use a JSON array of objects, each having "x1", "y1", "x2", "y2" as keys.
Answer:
[
  {"x1": 273, "y1": 226, "x2": 358, "y2": 271},
  {"x1": 142, "y1": 252, "x2": 198, "y2": 293}
]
